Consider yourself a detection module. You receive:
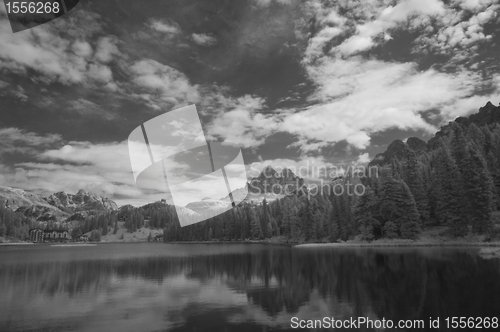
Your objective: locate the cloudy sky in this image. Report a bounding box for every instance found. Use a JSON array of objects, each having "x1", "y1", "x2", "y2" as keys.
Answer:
[{"x1": 0, "y1": 0, "x2": 499, "y2": 206}]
